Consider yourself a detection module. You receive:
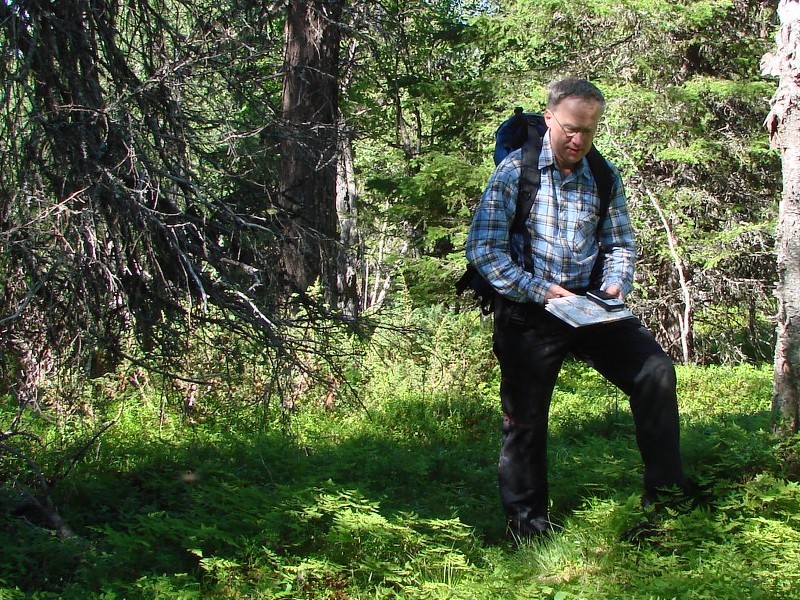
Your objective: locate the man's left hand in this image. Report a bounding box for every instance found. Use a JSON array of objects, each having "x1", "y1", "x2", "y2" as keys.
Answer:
[{"x1": 604, "y1": 284, "x2": 624, "y2": 300}]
